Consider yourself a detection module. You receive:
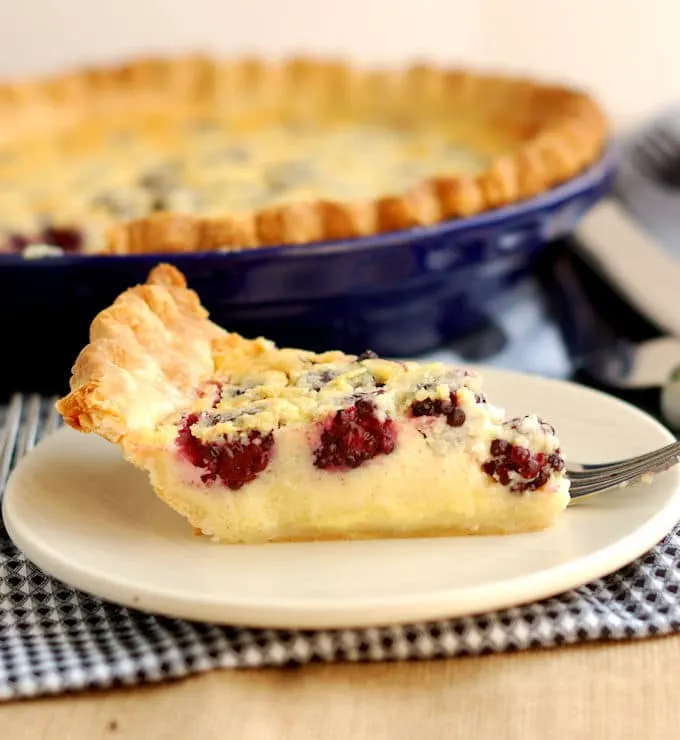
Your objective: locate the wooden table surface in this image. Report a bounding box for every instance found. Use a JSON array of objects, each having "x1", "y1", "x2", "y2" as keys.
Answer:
[{"x1": 3, "y1": 633, "x2": 677, "y2": 739}]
